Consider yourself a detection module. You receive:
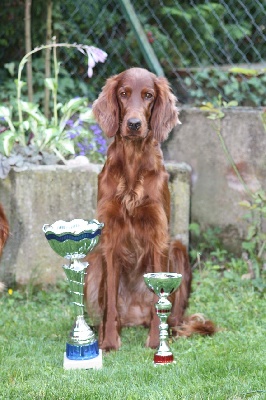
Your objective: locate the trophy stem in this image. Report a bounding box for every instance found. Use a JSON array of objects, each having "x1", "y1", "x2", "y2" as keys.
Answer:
[
  {"x1": 64, "y1": 259, "x2": 86, "y2": 317},
  {"x1": 154, "y1": 296, "x2": 174, "y2": 365},
  {"x1": 62, "y1": 259, "x2": 99, "y2": 362}
]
